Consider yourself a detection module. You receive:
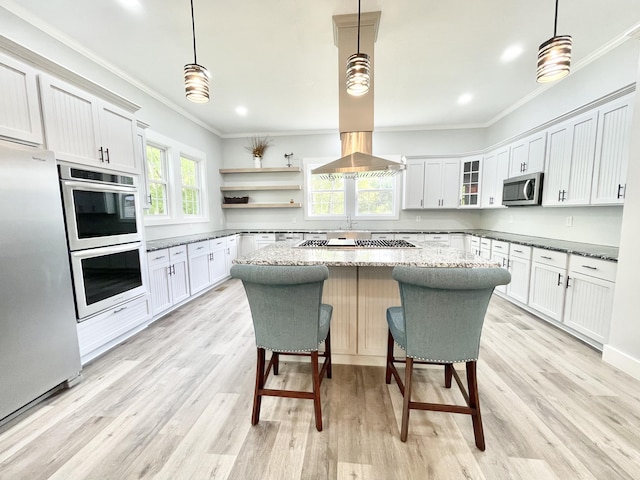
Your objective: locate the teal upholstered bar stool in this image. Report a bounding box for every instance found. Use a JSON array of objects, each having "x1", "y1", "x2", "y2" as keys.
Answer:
[
  {"x1": 230, "y1": 264, "x2": 333, "y2": 431},
  {"x1": 386, "y1": 266, "x2": 511, "y2": 450}
]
